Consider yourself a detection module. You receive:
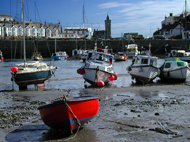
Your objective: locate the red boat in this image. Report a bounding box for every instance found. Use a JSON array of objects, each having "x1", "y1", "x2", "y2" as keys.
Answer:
[{"x1": 38, "y1": 96, "x2": 99, "y2": 134}]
